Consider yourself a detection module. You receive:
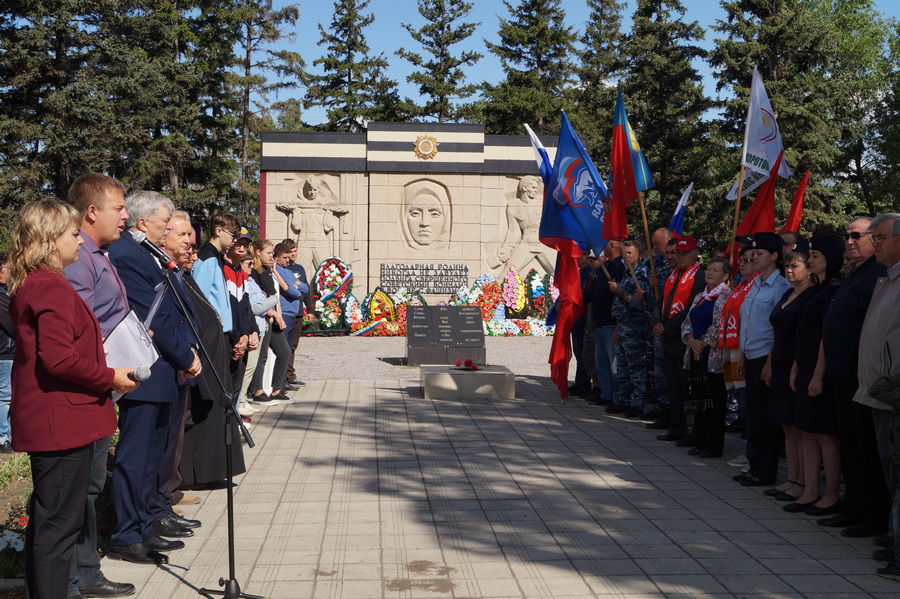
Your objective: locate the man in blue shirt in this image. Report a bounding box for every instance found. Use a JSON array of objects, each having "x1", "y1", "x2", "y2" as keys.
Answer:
[
  {"x1": 63, "y1": 173, "x2": 136, "y2": 598},
  {"x1": 273, "y1": 241, "x2": 308, "y2": 391}
]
